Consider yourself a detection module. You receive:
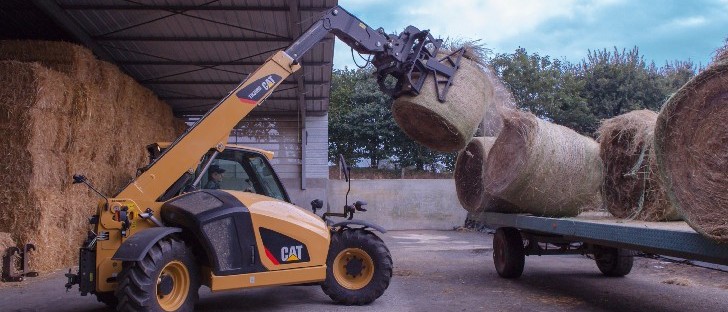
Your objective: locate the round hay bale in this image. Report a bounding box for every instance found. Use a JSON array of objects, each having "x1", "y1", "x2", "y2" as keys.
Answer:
[
  {"x1": 454, "y1": 137, "x2": 519, "y2": 213},
  {"x1": 654, "y1": 59, "x2": 728, "y2": 241},
  {"x1": 484, "y1": 111, "x2": 603, "y2": 217},
  {"x1": 597, "y1": 110, "x2": 679, "y2": 221},
  {"x1": 392, "y1": 52, "x2": 488, "y2": 152}
]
